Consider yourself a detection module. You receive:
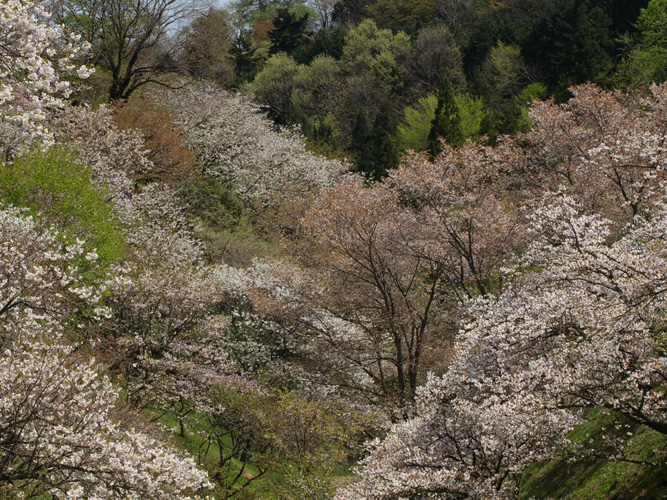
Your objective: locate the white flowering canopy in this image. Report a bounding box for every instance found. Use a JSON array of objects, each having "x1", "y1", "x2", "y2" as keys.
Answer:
[
  {"x1": 0, "y1": 206, "x2": 212, "y2": 499},
  {"x1": 167, "y1": 84, "x2": 347, "y2": 204},
  {"x1": 0, "y1": 0, "x2": 92, "y2": 149}
]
